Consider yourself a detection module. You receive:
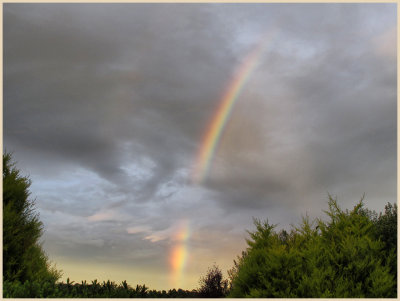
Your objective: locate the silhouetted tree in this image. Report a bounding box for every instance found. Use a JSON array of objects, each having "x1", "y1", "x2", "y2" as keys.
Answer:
[{"x1": 198, "y1": 264, "x2": 228, "y2": 298}]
